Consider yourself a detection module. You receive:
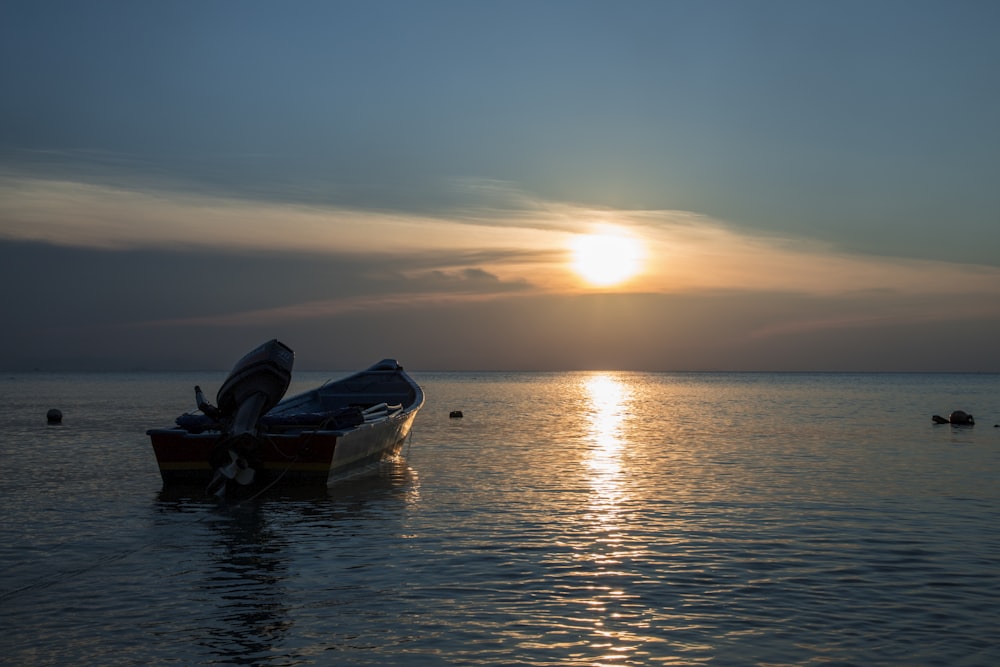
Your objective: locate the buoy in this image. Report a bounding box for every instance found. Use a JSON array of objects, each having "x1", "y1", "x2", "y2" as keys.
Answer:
[
  {"x1": 932, "y1": 410, "x2": 975, "y2": 425},
  {"x1": 46, "y1": 408, "x2": 63, "y2": 424},
  {"x1": 949, "y1": 410, "x2": 975, "y2": 425},
  {"x1": 449, "y1": 410, "x2": 464, "y2": 419}
]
